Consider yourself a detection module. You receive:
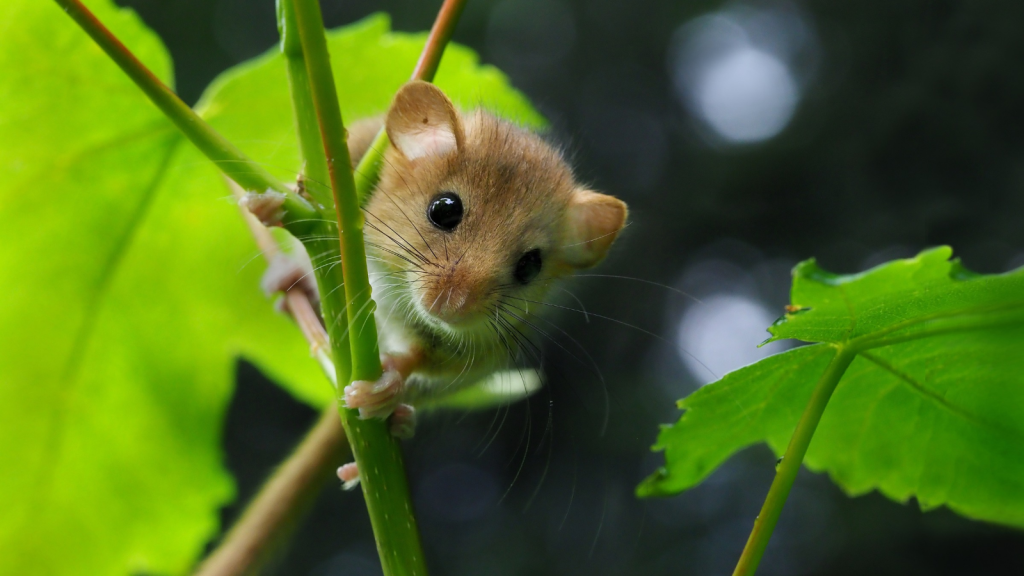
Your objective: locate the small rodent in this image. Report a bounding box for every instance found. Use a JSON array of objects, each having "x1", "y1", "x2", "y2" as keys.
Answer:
[{"x1": 266, "y1": 81, "x2": 627, "y2": 484}]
